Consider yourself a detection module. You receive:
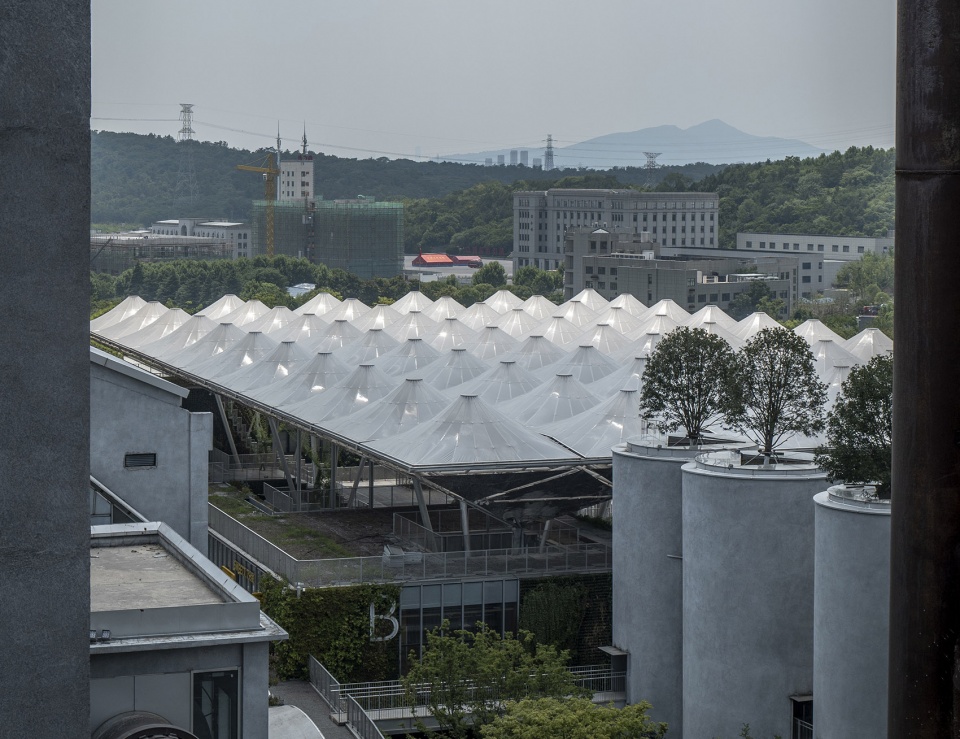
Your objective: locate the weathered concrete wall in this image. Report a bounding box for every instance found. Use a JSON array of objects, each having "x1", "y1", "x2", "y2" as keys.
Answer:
[
  {"x1": 91, "y1": 641, "x2": 269, "y2": 737},
  {"x1": 612, "y1": 441, "x2": 695, "y2": 735},
  {"x1": 90, "y1": 360, "x2": 212, "y2": 549},
  {"x1": 681, "y1": 457, "x2": 825, "y2": 739},
  {"x1": 813, "y1": 489, "x2": 890, "y2": 739},
  {"x1": 0, "y1": 1, "x2": 91, "y2": 735}
]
